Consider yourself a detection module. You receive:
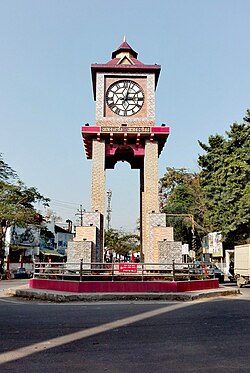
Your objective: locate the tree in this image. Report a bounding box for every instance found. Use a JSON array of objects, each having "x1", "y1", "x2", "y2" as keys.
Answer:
[
  {"x1": 198, "y1": 110, "x2": 250, "y2": 245},
  {"x1": 44, "y1": 209, "x2": 62, "y2": 223},
  {"x1": 0, "y1": 153, "x2": 18, "y2": 182},
  {"x1": 104, "y1": 228, "x2": 140, "y2": 259},
  {"x1": 159, "y1": 167, "x2": 206, "y2": 248},
  {"x1": 0, "y1": 154, "x2": 50, "y2": 262}
]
